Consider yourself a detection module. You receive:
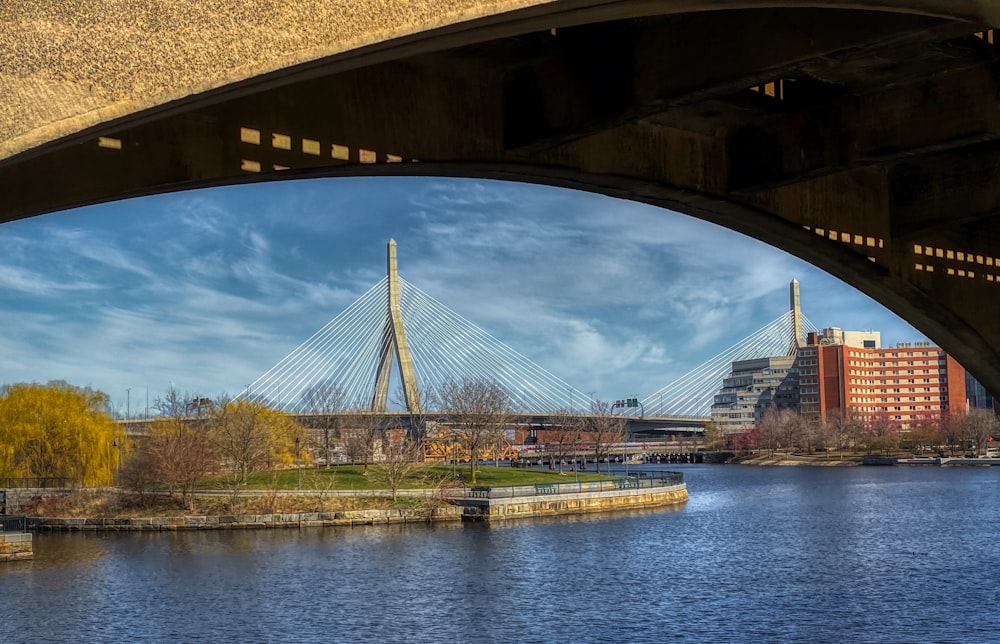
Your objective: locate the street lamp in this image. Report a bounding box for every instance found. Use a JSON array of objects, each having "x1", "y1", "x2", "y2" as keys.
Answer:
[
  {"x1": 126, "y1": 388, "x2": 131, "y2": 420},
  {"x1": 111, "y1": 440, "x2": 121, "y2": 479},
  {"x1": 294, "y1": 436, "x2": 301, "y2": 490}
]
